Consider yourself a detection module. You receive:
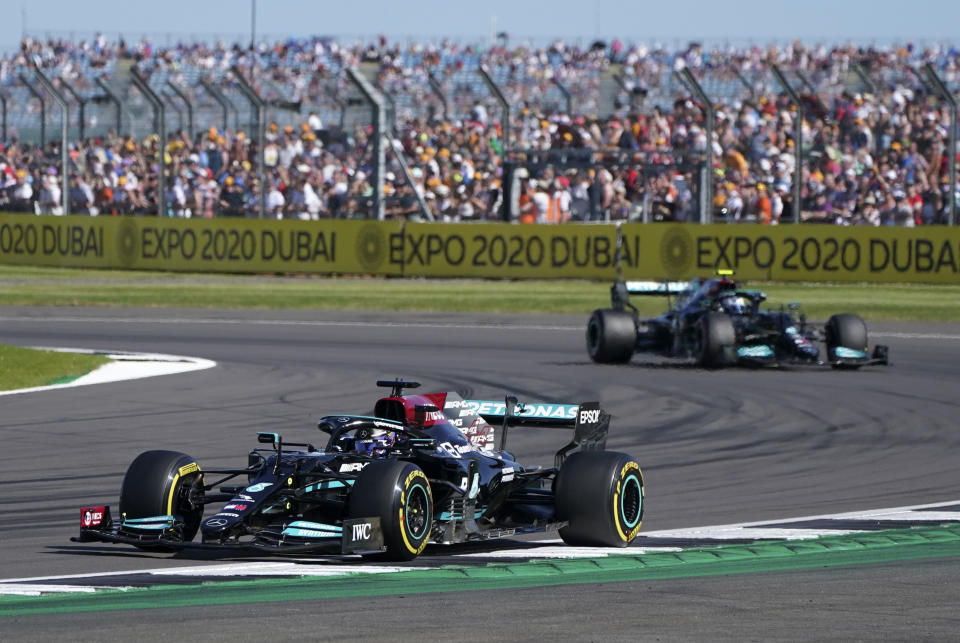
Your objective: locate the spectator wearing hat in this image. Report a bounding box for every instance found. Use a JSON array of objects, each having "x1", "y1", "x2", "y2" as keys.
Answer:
[
  {"x1": 7, "y1": 169, "x2": 33, "y2": 212},
  {"x1": 219, "y1": 176, "x2": 246, "y2": 217}
]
